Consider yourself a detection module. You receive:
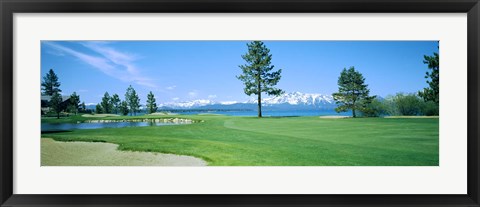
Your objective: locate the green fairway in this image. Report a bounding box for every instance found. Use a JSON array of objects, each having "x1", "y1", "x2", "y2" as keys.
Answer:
[{"x1": 42, "y1": 115, "x2": 439, "y2": 166}]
